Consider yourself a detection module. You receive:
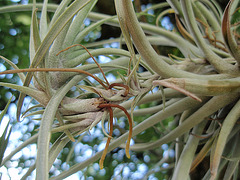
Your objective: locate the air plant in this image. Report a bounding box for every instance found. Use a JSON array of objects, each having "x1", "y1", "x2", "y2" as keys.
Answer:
[
  {"x1": 0, "y1": 0, "x2": 143, "y2": 179},
  {"x1": 0, "y1": 44, "x2": 133, "y2": 170},
  {"x1": 115, "y1": 0, "x2": 240, "y2": 179},
  {"x1": 0, "y1": 0, "x2": 239, "y2": 179}
]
